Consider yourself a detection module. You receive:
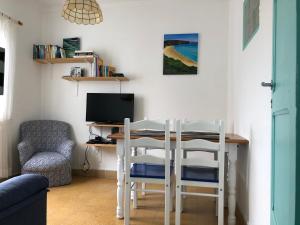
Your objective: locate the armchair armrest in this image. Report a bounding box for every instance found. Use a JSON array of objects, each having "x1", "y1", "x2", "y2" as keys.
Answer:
[
  {"x1": 57, "y1": 140, "x2": 75, "y2": 161},
  {"x1": 17, "y1": 141, "x2": 35, "y2": 166}
]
